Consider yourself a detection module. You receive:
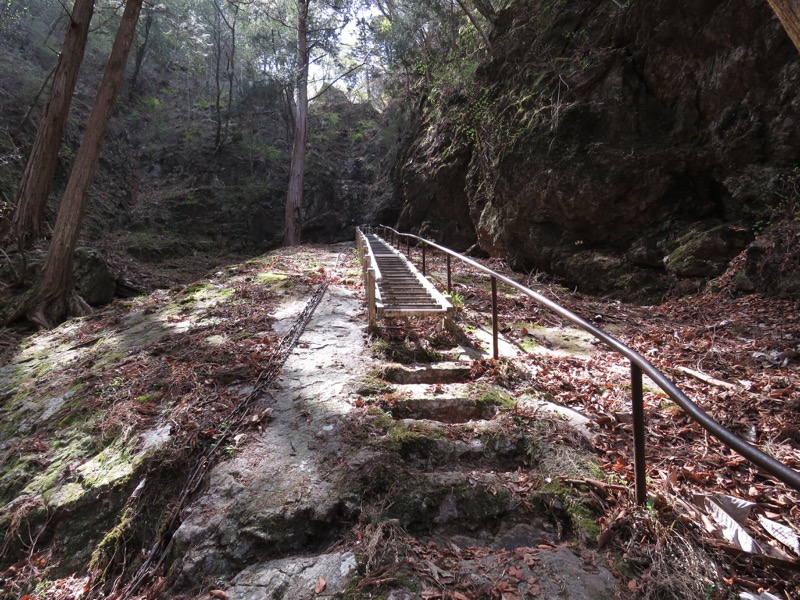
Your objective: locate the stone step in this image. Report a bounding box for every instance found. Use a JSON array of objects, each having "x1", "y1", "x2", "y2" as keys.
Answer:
[
  {"x1": 389, "y1": 395, "x2": 499, "y2": 423},
  {"x1": 392, "y1": 418, "x2": 526, "y2": 466},
  {"x1": 382, "y1": 383, "x2": 499, "y2": 423},
  {"x1": 382, "y1": 361, "x2": 473, "y2": 384}
]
